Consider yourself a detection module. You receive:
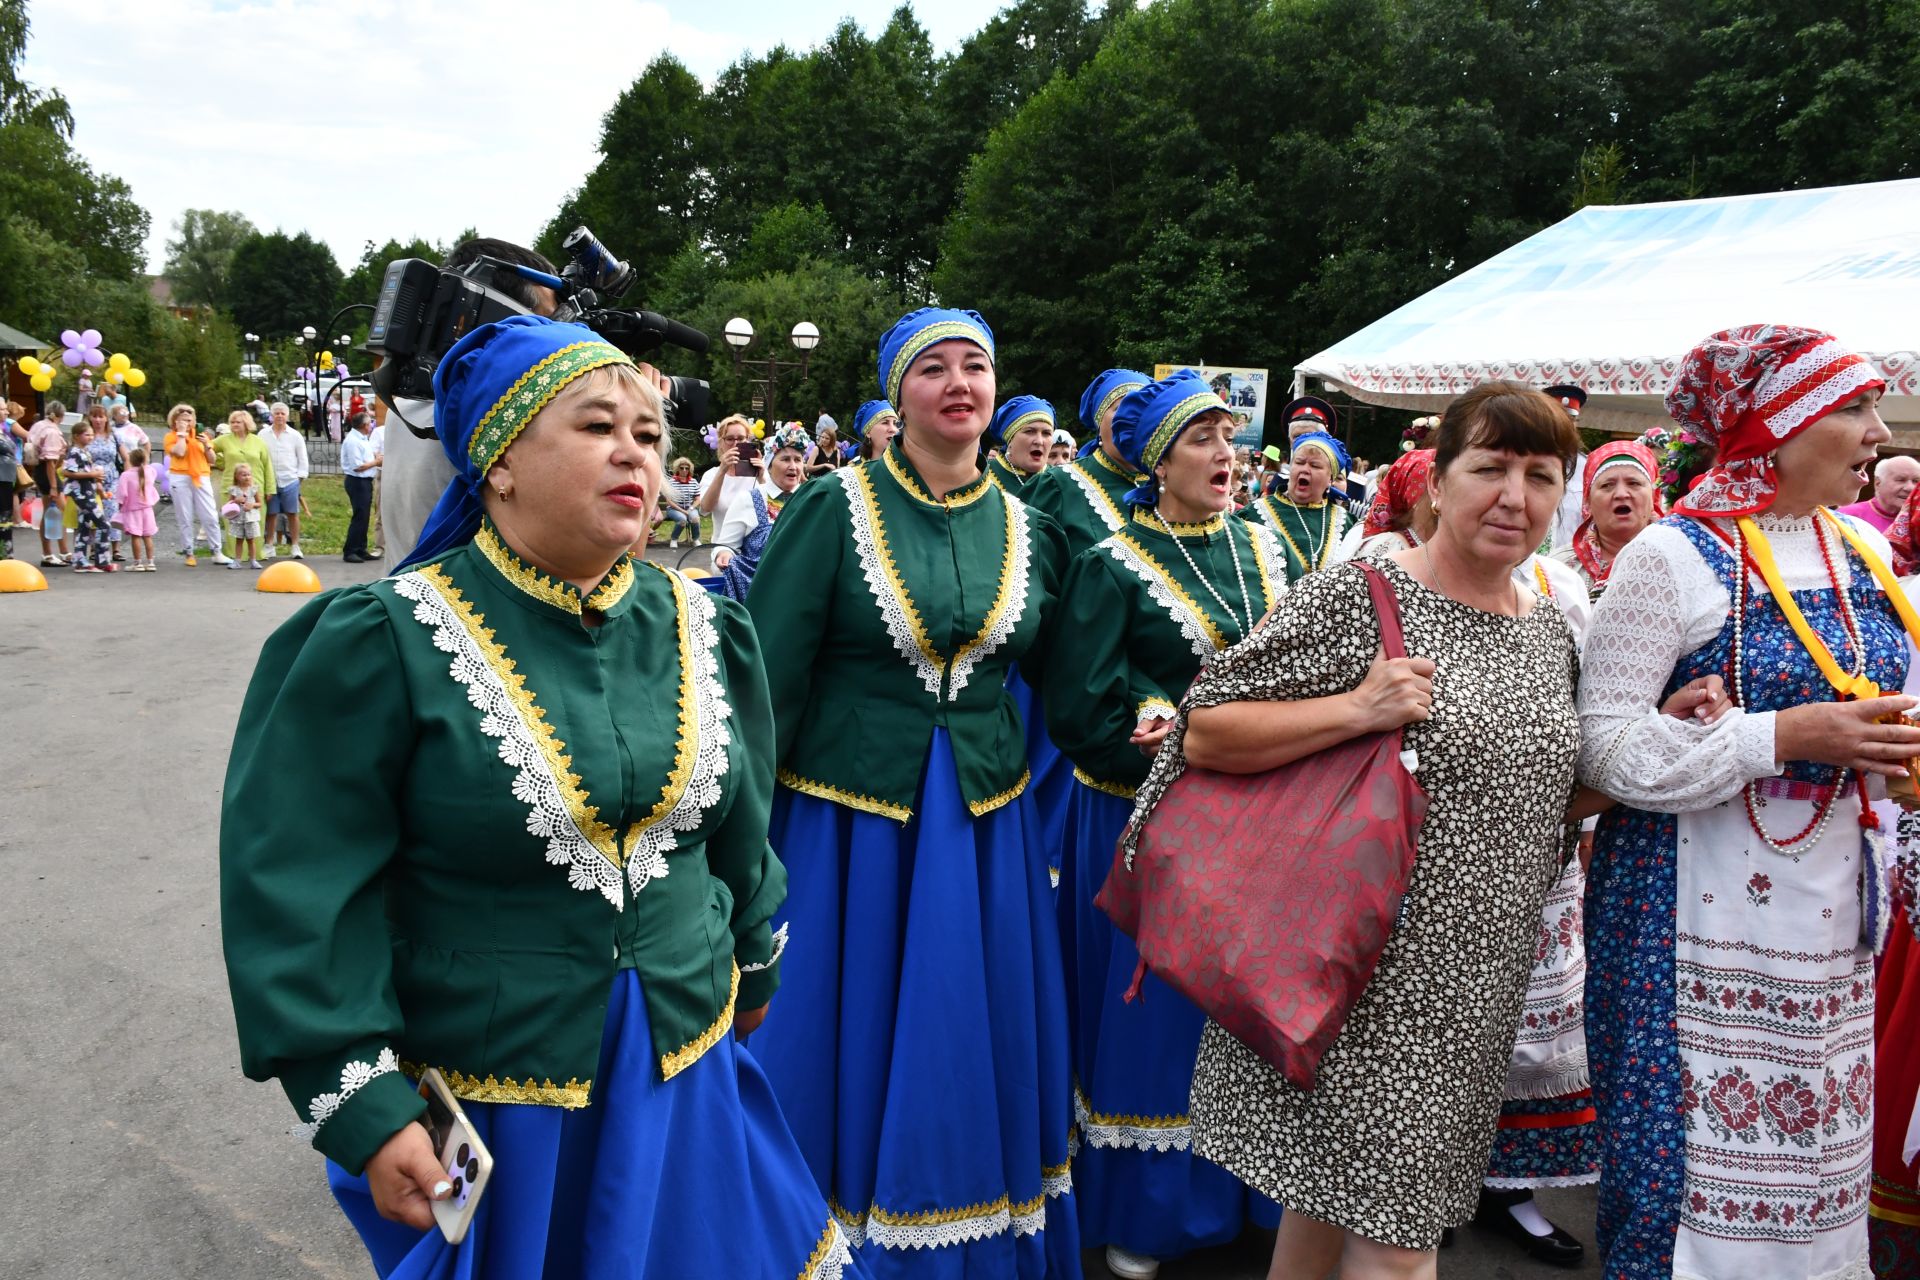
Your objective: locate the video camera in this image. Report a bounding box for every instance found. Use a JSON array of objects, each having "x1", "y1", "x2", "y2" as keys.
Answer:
[{"x1": 365, "y1": 226, "x2": 711, "y2": 436}]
